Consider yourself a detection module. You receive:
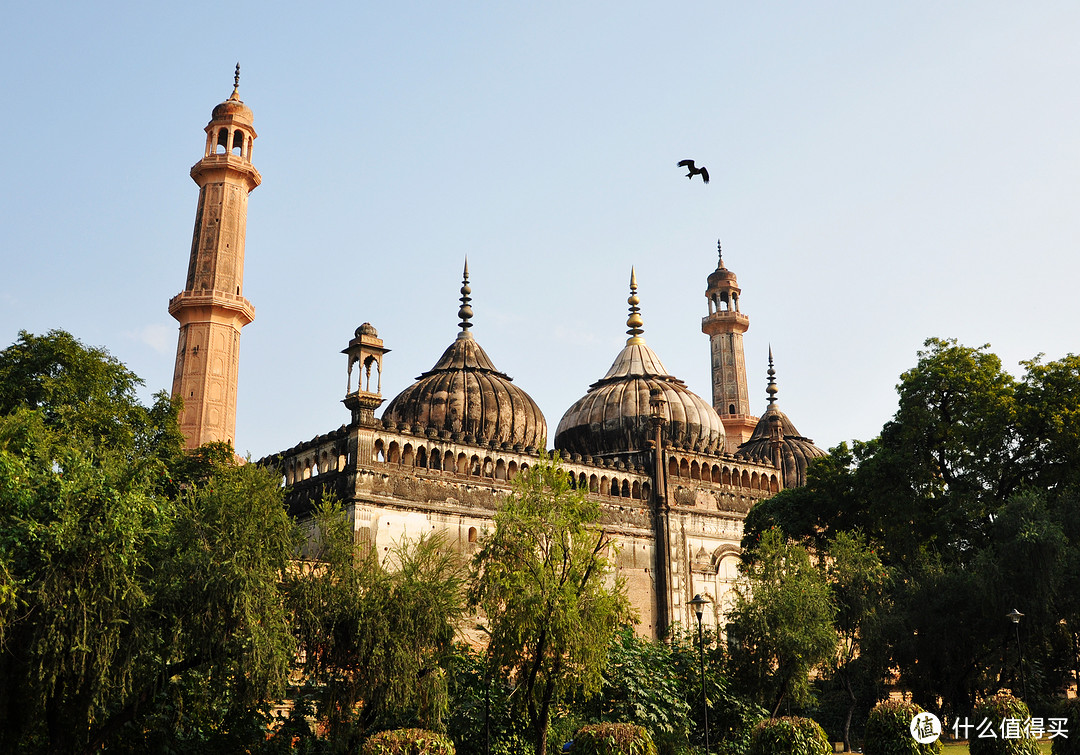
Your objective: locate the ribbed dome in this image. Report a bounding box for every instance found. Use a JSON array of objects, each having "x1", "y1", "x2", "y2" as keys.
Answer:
[
  {"x1": 555, "y1": 342, "x2": 726, "y2": 456},
  {"x1": 733, "y1": 352, "x2": 825, "y2": 487},
  {"x1": 381, "y1": 262, "x2": 547, "y2": 451},
  {"x1": 554, "y1": 269, "x2": 725, "y2": 457},
  {"x1": 734, "y1": 405, "x2": 825, "y2": 488}
]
